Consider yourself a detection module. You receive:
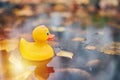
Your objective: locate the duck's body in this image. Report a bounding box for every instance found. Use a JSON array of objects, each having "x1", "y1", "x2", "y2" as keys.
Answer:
[
  {"x1": 20, "y1": 25, "x2": 55, "y2": 61},
  {"x1": 19, "y1": 25, "x2": 55, "y2": 80},
  {"x1": 20, "y1": 38, "x2": 54, "y2": 61}
]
